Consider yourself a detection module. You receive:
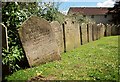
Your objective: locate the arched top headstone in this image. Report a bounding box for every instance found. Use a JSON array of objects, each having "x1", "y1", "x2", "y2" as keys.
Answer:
[{"x1": 64, "y1": 18, "x2": 73, "y2": 24}]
